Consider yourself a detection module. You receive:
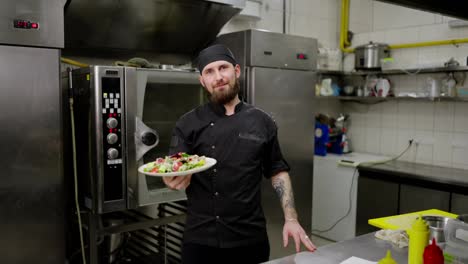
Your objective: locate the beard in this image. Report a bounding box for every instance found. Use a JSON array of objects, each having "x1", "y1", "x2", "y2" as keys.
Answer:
[{"x1": 209, "y1": 78, "x2": 240, "y2": 105}]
